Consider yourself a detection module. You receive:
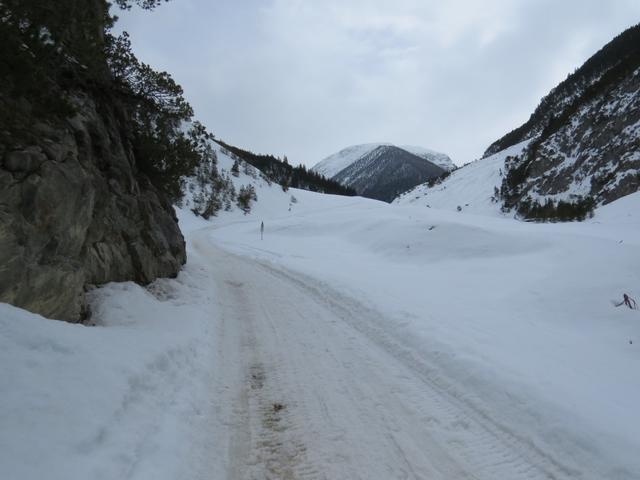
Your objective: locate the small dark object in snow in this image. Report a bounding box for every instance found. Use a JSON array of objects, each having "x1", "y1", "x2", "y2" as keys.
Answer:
[
  {"x1": 273, "y1": 403, "x2": 285, "y2": 412},
  {"x1": 428, "y1": 225, "x2": 436, "y2": 231},
  {"x1": 614, "y1": 293, "x2": 638, "y2": 309},
  {"x1": 457, "y1": 205, "x2": 462, "y2": 212}
]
